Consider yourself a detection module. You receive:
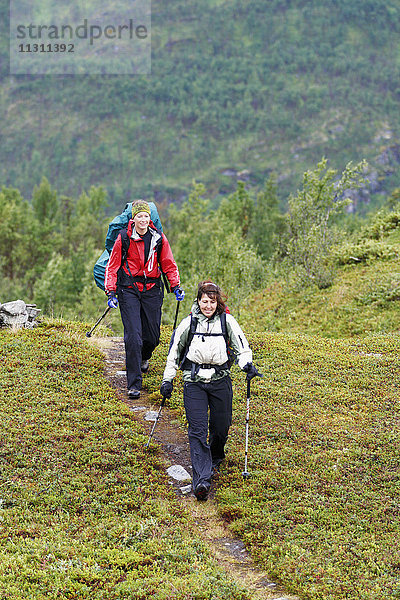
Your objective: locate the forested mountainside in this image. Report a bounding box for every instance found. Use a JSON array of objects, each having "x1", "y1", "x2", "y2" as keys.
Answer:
[{"x1": 1, "y1": 0, "x2": 400, "y2": 212}]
